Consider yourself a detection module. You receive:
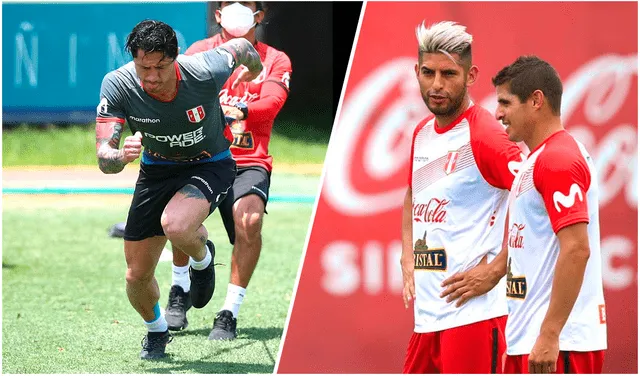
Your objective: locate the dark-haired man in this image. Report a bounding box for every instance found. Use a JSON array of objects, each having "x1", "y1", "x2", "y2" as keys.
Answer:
[
  {"x1": 492, "y1": 56, "x2": 607, "y2": 374},
  {"x1": 163, "y1": 1, "x2": 293, "y2": 342},
  {"x1": 95, "y1": 19, "x2": 262, "y2": 359},
  {"x1": 402, "y1": 20, "x2": 524, "y2": 373}
]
